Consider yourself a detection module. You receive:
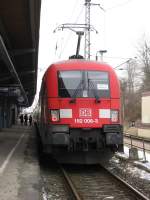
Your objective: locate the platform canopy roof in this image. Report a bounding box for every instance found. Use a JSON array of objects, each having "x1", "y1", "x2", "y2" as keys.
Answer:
[{"x1": 0, "y1": 0, "x2": 41, "y2": 106}]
